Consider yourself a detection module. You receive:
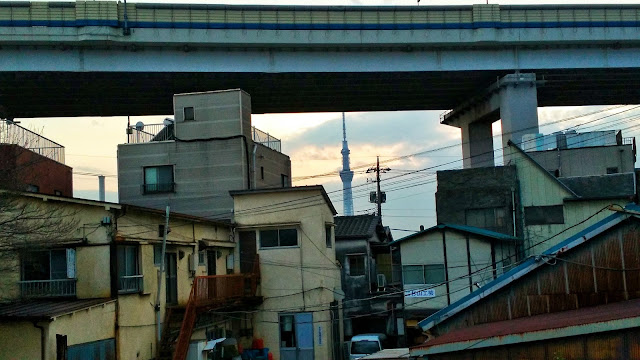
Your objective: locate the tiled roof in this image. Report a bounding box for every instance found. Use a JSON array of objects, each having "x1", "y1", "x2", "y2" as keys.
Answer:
[
  {"x1": 560, "y1": 173, "x2": 635, "y2": 200},
  {"x1": 334, "y1": 215, "x2": 381, "y2": 239},
  {"x1": 0, "y1": 298, "x2": 113, "y2": 321},
  {"x1": 413, "y1": 298, "x2": 640, "y2": 353},
  {"x1": 390, "y1": 223, "x2": 517, "y2": 246}
]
